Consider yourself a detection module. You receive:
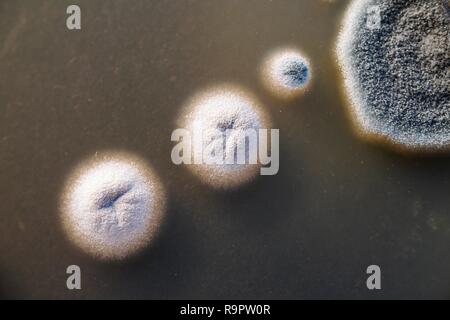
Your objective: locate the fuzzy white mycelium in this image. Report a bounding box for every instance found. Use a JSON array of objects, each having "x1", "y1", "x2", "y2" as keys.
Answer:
[
  {"x1": 262, "y1": 49, "x2": 312, "y2": 99},
  {"x1": 61, "y1": 153, "x2": 165, "y2": 260},
  {"x1": 179, "y1": 86, "x2": 271, "y2": 189}
]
